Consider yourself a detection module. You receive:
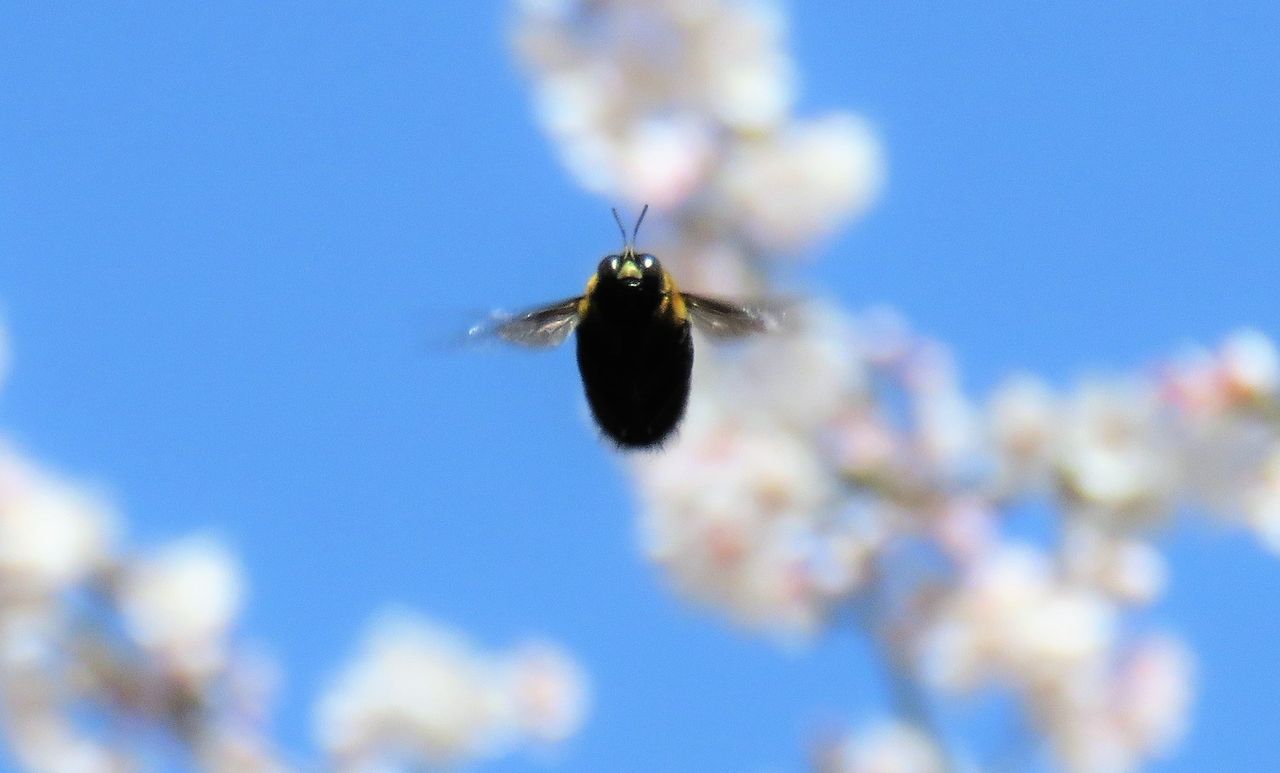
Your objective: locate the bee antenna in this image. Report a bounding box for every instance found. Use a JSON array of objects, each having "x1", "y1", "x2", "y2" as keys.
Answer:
[
  {"x1": 631, "y1": 204, "x2": 649, "y2": 244},
  {"x1": 611, "y1": 207, "x2": 628, "y2": 249}
]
